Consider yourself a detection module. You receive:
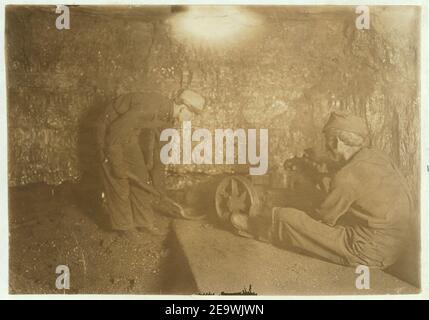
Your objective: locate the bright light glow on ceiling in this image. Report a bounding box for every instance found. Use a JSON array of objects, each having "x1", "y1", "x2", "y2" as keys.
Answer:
[{"x1": 168, "y1": 6, "x2": 263, "y2": 48}]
